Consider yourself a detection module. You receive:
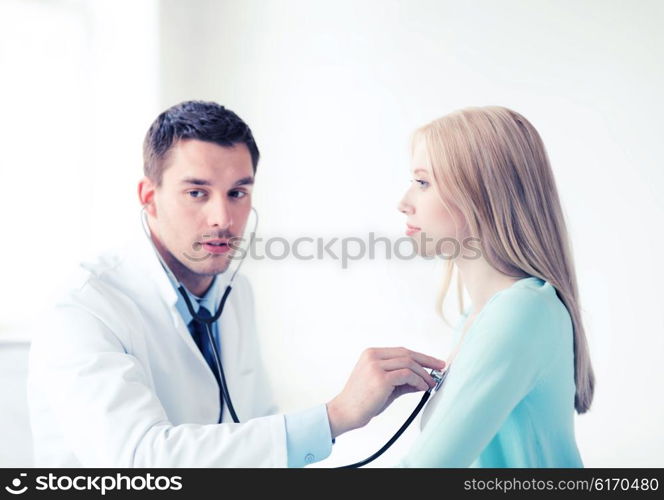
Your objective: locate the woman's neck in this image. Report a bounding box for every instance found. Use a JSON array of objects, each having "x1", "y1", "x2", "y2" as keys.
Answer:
[{"x1": 455, "y1": 255, "x2": 523, "y2": 314}]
